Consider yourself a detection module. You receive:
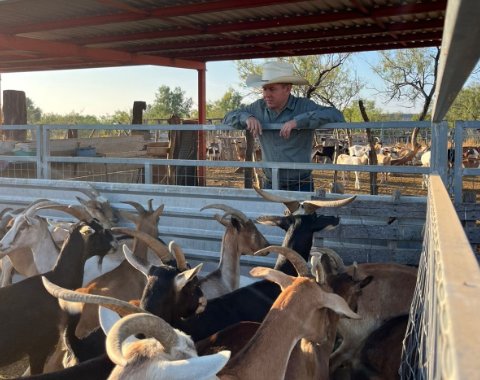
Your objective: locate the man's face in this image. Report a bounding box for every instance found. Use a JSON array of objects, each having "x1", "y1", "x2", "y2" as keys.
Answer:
[{"x1": 262, "y1": 83, "x2": 291, "y2": 112}]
